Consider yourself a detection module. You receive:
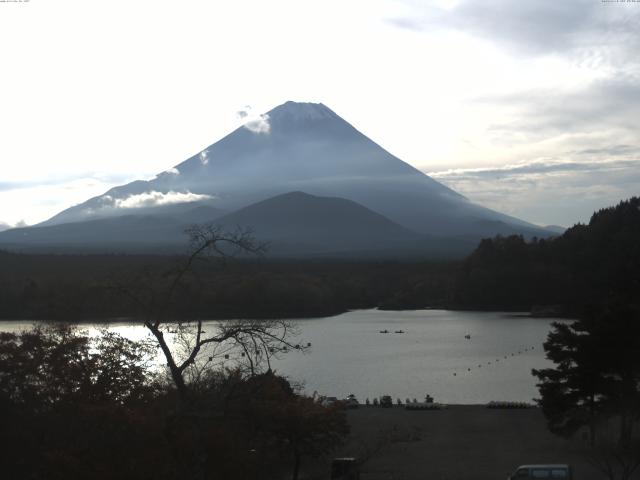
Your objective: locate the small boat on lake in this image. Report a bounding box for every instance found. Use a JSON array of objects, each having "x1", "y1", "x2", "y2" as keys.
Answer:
[
  {"x1": 379, "y1": 329, "x2": 389, "y2": 334},
  {"x1": 394, "y1": 330, "x2": 405, "y2": 333}
]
